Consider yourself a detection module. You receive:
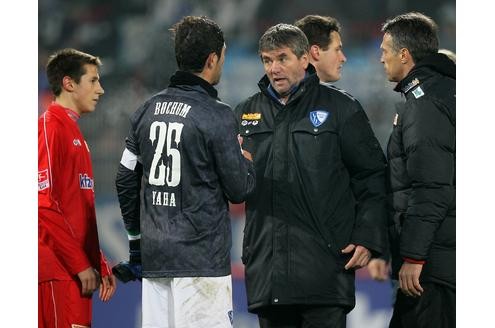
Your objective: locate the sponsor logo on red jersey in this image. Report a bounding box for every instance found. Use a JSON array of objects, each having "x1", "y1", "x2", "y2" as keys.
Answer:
[
  {"x1": 79, "y1": 173, "x2": 94, "y2": 190},
  {"x1": 38, "y1": 169, "x2": 49, "y2": 190}
]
